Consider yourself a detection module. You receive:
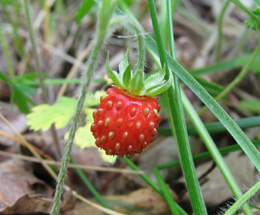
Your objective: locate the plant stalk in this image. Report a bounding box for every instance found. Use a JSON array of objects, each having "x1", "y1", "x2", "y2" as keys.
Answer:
[{"x1": 50, "y1": 1, "x2": 120, "y2": 214}]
